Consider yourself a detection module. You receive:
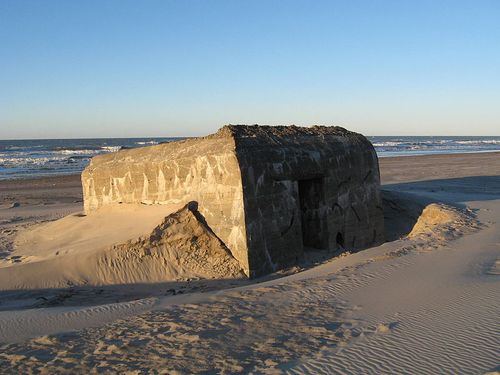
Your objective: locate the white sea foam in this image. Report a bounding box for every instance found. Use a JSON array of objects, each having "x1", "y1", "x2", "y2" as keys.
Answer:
[
  {"x1": 100, "y1": 146, "x2": 122, "y2": 152},
  {"x1": 456, "y1": 140, "x2": 500, "y2": 145},
  {"x1": 370, "y1": 137, "x2": 500, "y2": 157},
  {"x1": 371, "y1": 141, "x2": 403, "y2": 147},
  {"x1": 56, "y1": 149, "x2": 102, "y2": 155}
]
